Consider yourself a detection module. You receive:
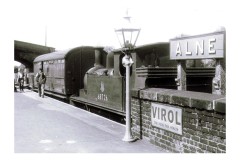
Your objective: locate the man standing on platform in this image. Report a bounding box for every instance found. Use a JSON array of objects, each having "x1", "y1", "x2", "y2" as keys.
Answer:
[
  {"x1": 17, "y1": 68, "x2": 24, "y2": 92},
  {"x1": 35, "y1": 68, "x2": 46, "y2": 98}
]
